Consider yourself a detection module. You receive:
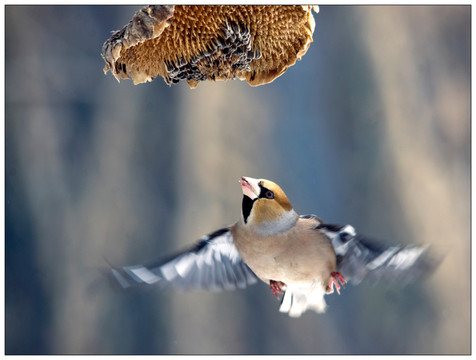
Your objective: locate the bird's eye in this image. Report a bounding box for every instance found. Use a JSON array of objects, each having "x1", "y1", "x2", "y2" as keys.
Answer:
[{"x1": 265, "y1": 190, "x2": 274, "y2": 199}]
